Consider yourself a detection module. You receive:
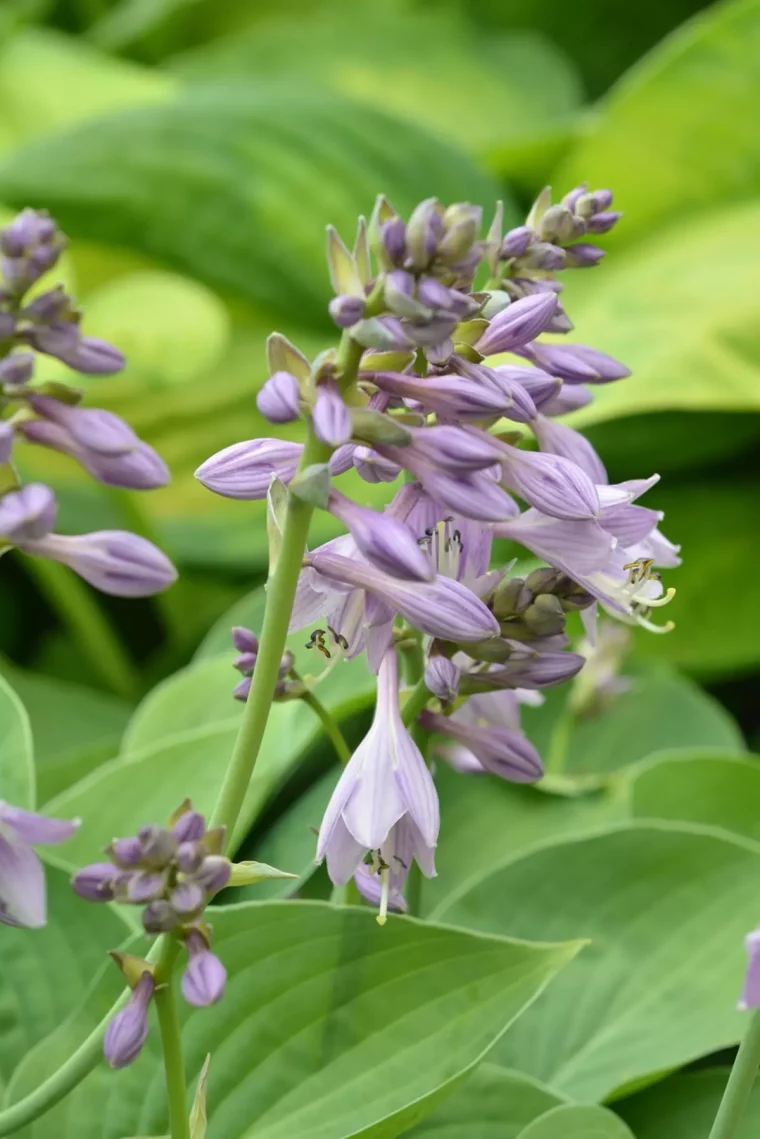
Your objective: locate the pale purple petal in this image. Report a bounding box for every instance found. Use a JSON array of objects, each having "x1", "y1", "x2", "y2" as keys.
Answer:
[
  {"x1": 21, "y1": 531, "x2": 177, "y2": 598},
  {"x1": 324, "y1": 816, "x2": 367, "y2": 885},
  {"x1": 313, "y1": 387, "x2": 352, "y2": 447},
  {"x1": 739, "y1": 929, "x2": 760, "y2": 1010},
  {"x1": 532, "y1": 414, "x2": 608, "y2": 485},
  {"x1": 354, "y1": 864, "x2": 408, "y2": 912},
  {"x1": 0, "y1": 827, "x2": 46, "y2": 927},
  {"x1": 495, "y1": 509, "x2": 615, "y2": 576},
  {"x1": 500, "y1": 445, "x2": 600, "y2": 521},
  {"x1": 195, "y1": 439, "x2": 302, "y2": 500},
  {"x1": 328, "y1": 491, "x2": 434, "y2": 582},
  {"x1": 476, "y1": 293, "x2": 557, "y2": 356},
  {"x1": 0, "y1": 804, "x2": 78, "y2": 845}
]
